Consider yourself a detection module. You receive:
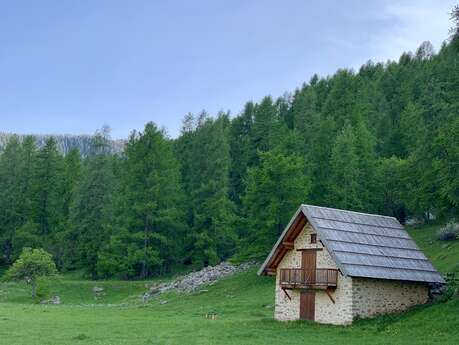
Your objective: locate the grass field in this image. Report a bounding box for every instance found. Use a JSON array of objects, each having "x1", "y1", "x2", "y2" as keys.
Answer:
[{"x1": 0, "y1": 225, "x2": 458, "y2": 345}]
